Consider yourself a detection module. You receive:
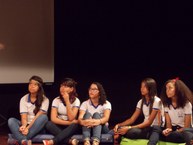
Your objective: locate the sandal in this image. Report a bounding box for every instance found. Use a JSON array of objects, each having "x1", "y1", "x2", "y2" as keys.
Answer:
[
  {"x1": 84, "y1": 139, "x2": 91, "y2": 145},
  {"x1": 21, "y1": 140, "x2": 32, "y2": 145},
  {"x1": 43, "y1": 140, "x2": 49, "y2": 145},
  {"x1": 92, "y1": 139, "x2": 100, "y2": 145},
  {"x1": 69, "y1": 138, "x2": 79, "y2": 145},
  {"x1": 43, "y1": 140, "x2": 54, "y2": 145}
]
